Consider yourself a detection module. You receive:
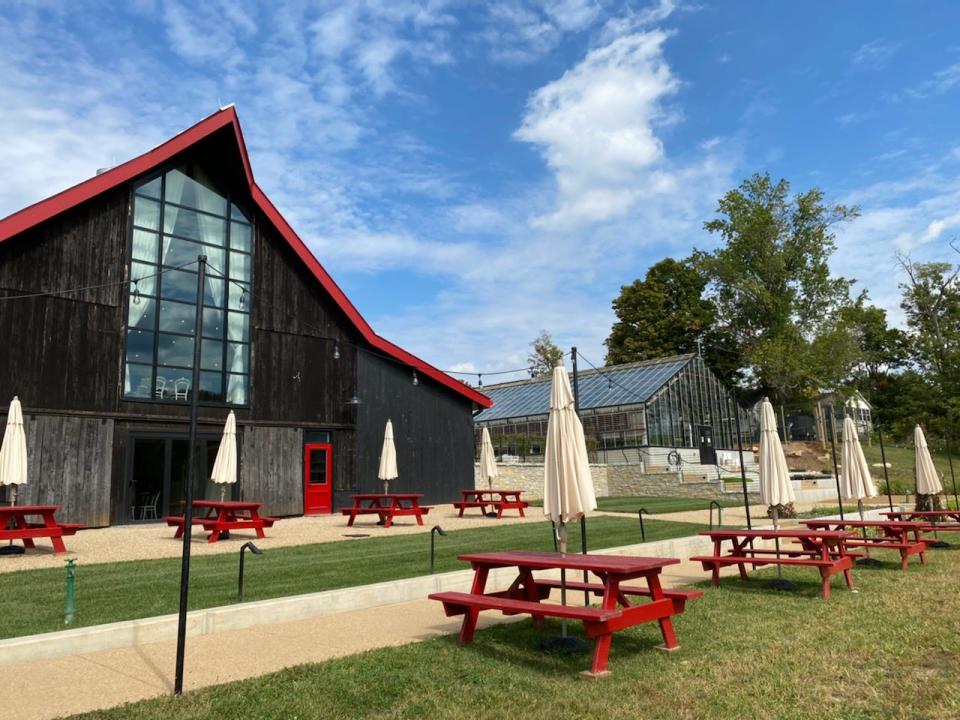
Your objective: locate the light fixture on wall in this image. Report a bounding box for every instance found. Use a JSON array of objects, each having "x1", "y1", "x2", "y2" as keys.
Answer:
[
  {"x1": 344, "y1": 391, "x2": 362, "y2": 405},
  {"x1": 412, "y1": 370, "x2": 419, "y2": 386},
  {"x1": 333, "y1": 340, "x2": 340, "y2": 360}
]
